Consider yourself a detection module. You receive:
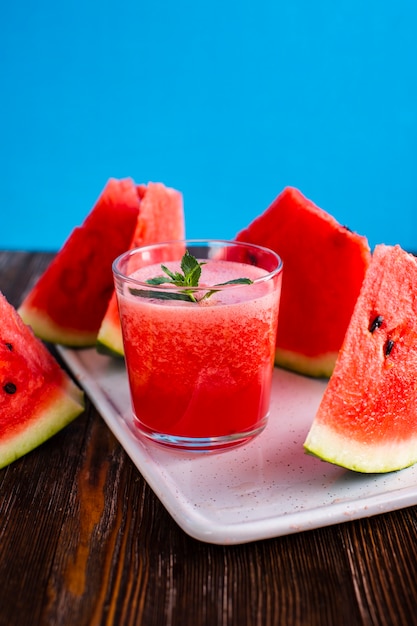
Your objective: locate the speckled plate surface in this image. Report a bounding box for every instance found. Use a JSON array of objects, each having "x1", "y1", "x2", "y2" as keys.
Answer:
[{"x1": 58, "y1": 348, "x2": 417, "y2": 545}]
